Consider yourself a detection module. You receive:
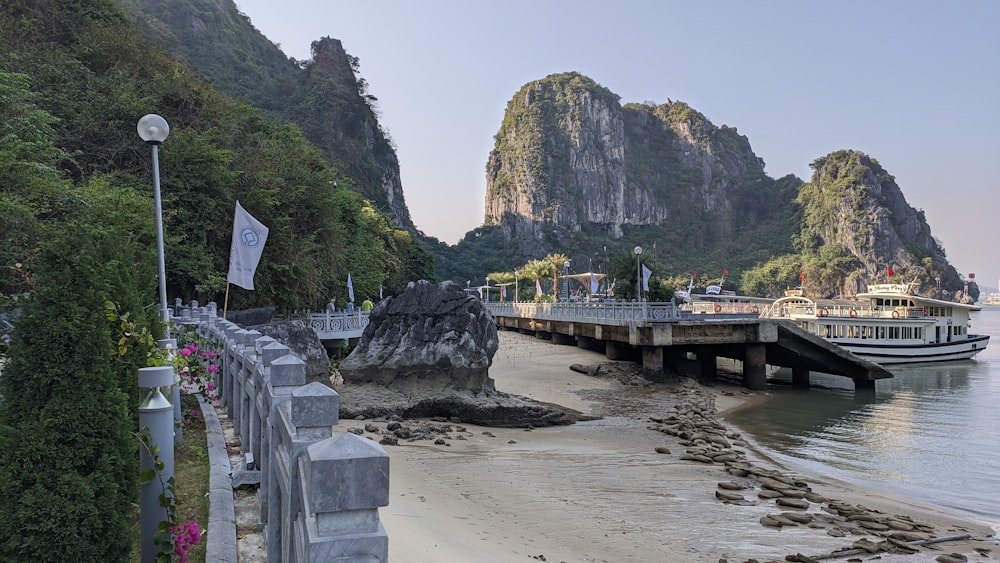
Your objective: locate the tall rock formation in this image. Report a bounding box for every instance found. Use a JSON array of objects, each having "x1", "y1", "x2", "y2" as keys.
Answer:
[
  {"x1": 124, "y1": 1, "x2": 415, "y2": 230},
  {"x1": 799, "y1": 150, "x2": 963, "y2": 296},
  {"x1": 484, "y1": 72, "x2": 776, "y2": 257}
]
